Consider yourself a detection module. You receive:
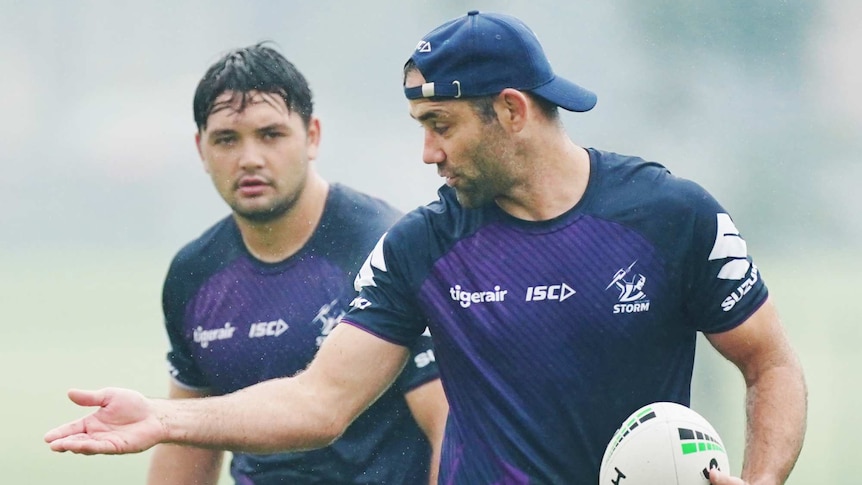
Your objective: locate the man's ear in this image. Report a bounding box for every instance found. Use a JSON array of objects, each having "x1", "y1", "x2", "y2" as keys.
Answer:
[
  {"x1": 305, "y1": 116, "x2": 322, "y2": 161},
  {"x1": 496, "y1": 88, "x2": 530, "y2": 132}
]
